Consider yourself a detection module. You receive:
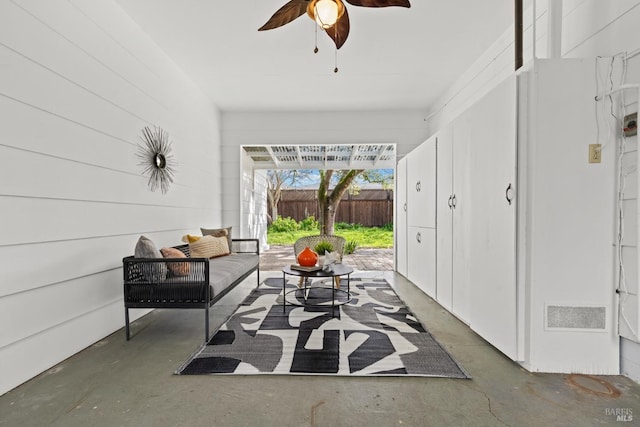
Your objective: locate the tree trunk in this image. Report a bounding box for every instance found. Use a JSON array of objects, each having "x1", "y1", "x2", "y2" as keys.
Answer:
[
  {"x1": 266, "y1": 175, "x2": 283, "y2": 224},
  {"x1": 318, "y1": 169, "x2": 363, "y2": 235},
  {"x1": 318, "y1": 170, "x2": 332, "y2": 234}
]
